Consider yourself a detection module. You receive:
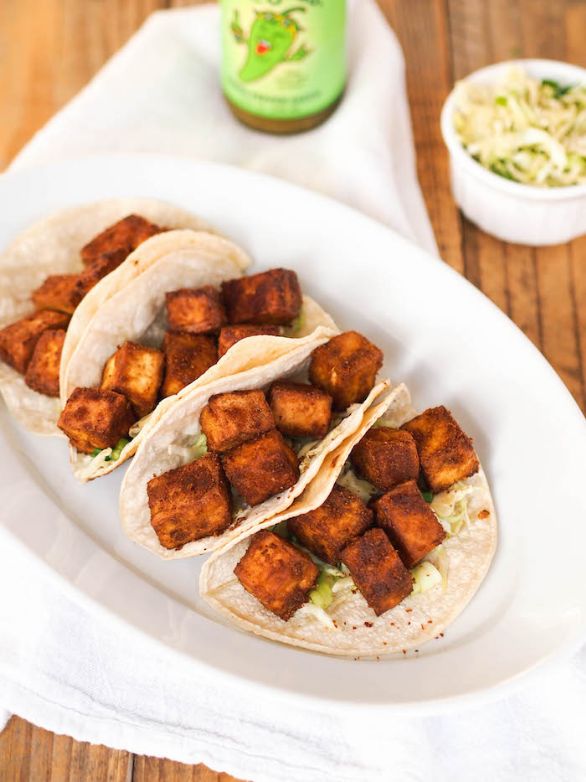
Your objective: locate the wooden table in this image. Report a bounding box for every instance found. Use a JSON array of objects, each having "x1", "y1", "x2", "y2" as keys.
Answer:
[{"x1": 1, "y1": 0, "x2": 584, "y2": 779}]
